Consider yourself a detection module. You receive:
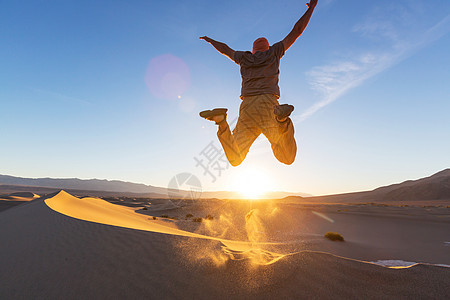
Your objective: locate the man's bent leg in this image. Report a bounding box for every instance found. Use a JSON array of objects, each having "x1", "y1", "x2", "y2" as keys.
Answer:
[
  {"x1": 217, "y1": 111, "x2": 260, "y2": 167},
  {"x1": 263, "y1": 117, "x2": 297, "y2": 165}
]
